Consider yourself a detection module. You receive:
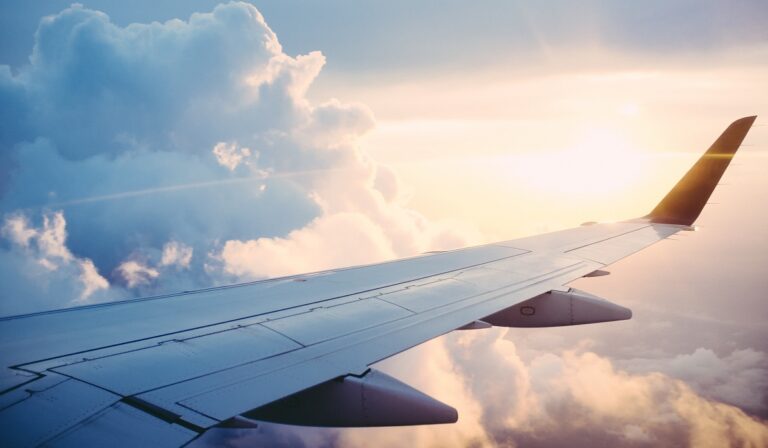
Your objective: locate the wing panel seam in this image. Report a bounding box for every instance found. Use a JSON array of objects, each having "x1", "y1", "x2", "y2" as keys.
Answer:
[{"x1": 563, "y1": 225, "x2": 652, "y2": 254}]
